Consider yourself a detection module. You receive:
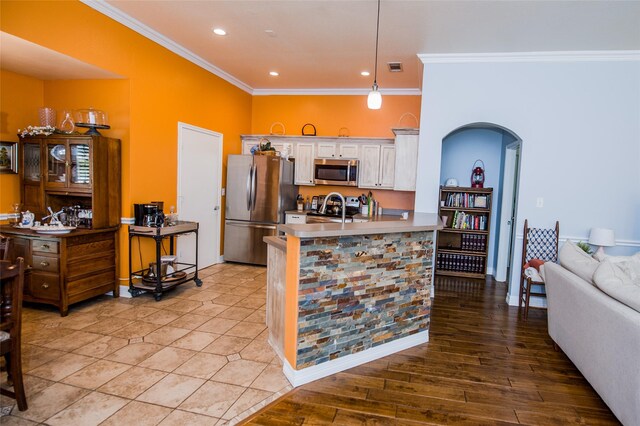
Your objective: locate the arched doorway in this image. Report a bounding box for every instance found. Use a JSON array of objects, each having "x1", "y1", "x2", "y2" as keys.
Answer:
[{"x1": 439, "y1": 122, "x2": 522, "y2": 284}]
